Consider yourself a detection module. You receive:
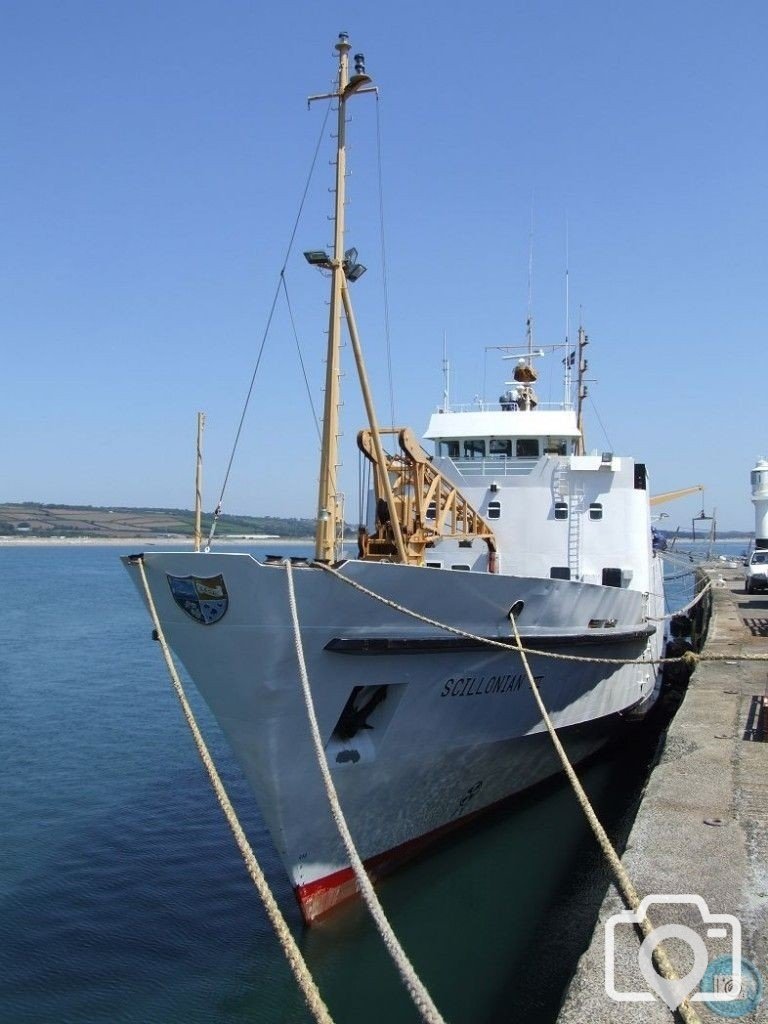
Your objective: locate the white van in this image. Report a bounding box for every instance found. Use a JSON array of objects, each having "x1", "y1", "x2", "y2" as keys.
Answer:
[{"x1": 745, "y1": 550, "x2": 768, "y2": 593}]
